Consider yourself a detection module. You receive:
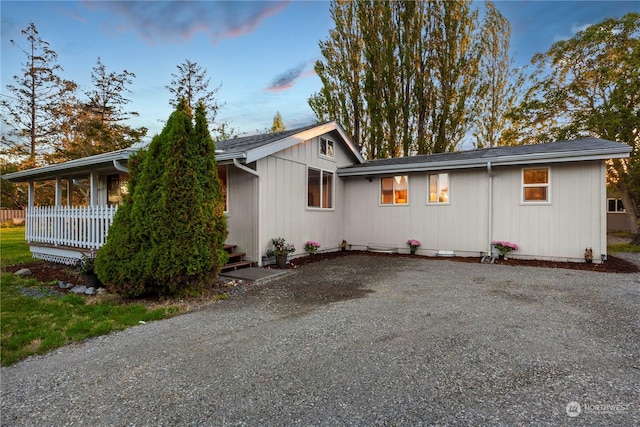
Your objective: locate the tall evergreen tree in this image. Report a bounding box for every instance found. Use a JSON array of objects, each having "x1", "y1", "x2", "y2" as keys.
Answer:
[
  {"x1": 310, "y1": 0, "x2": 511, "y2": 157},
  {"x1": 54, "y1": 57, "x2": 147, "y2": 161},
  {"x1": 270, "y1": 111, "x2": 286, "y2": 133},
  {"x1": 0, "y1": 22, "x2": 76, "y2": 168},
  {"x1": 472, "y1": 1, "x2": 523, "y2": 148},
  {"x1": 96, "y1": 99, "x2": 228, "y2": 297}
]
